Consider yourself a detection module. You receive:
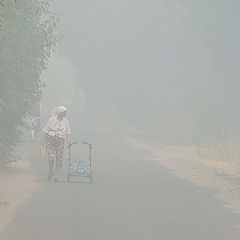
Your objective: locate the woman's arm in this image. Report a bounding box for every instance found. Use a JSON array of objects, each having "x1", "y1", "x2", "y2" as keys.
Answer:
[{"x1": 67, "y1": 134, "x2": 71, "y2": 146}]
